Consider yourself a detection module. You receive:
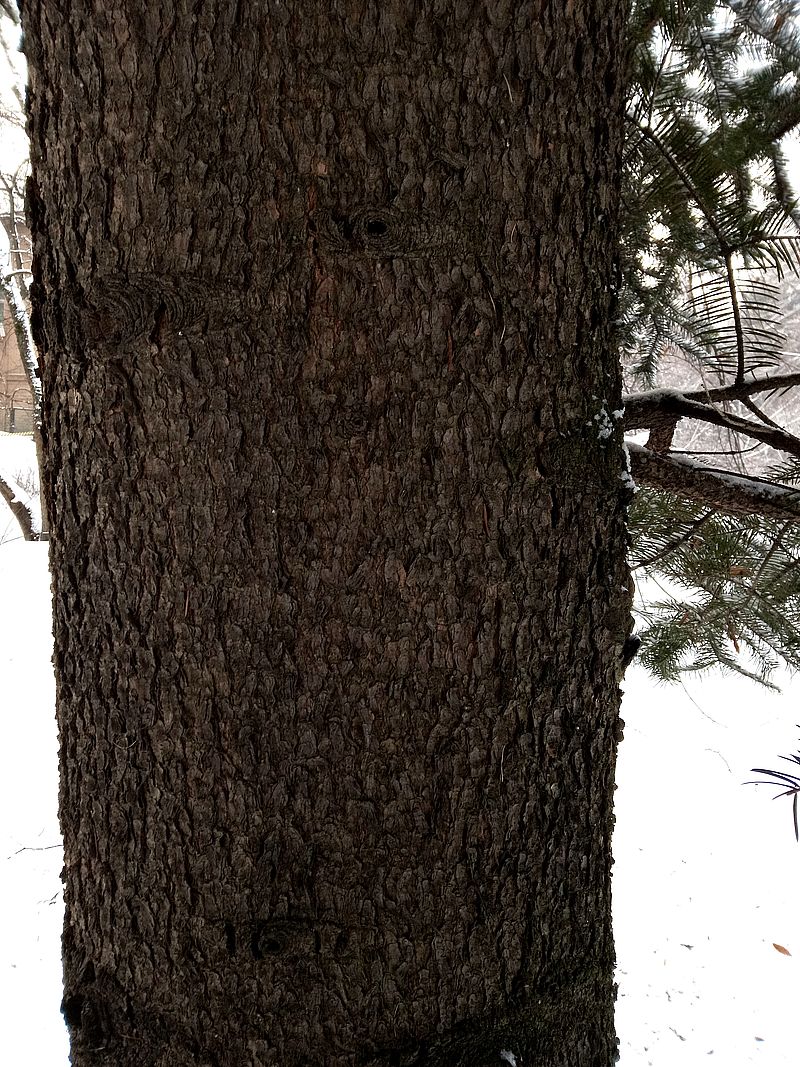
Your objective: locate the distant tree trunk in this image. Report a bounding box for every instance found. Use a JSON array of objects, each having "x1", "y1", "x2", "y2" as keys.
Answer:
[
  {"x1": 1, "y1": 263, "x2": 46, "y2": 538},
  {"x1": 22, "y1": 3, "x2": 631, "y2": 1064}
]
